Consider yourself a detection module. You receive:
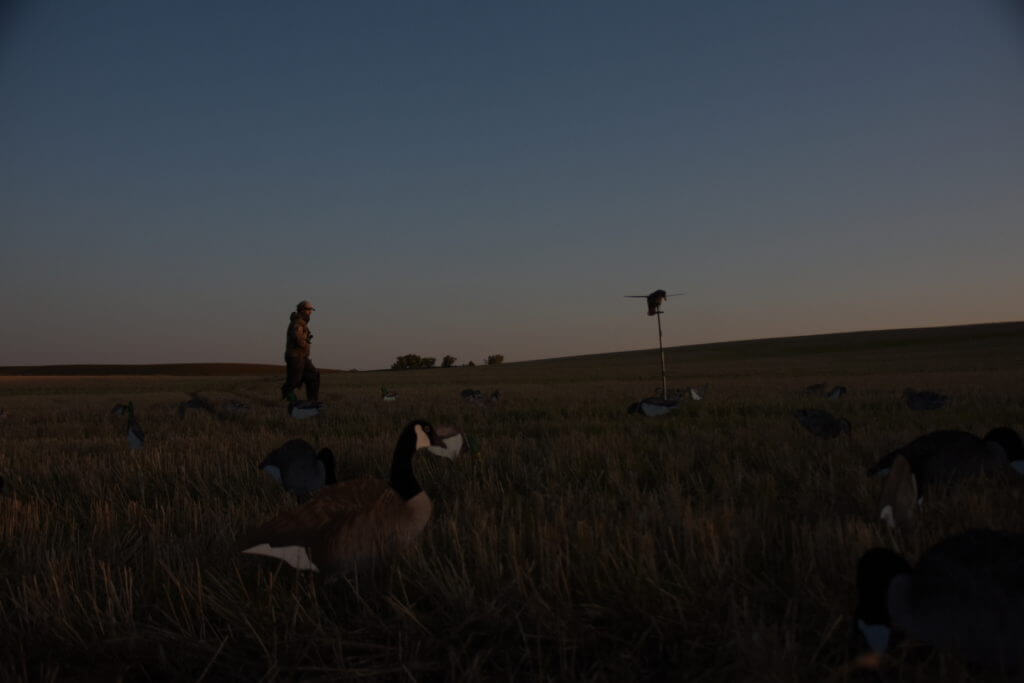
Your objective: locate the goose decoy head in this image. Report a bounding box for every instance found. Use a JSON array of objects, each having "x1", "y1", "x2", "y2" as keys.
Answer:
[
  {"x1": 397, "y1": 420, "x2": 445, "y2": 453},
  {"x1": 855, "y1": 548, "x2": 913, "y2": 654}
]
